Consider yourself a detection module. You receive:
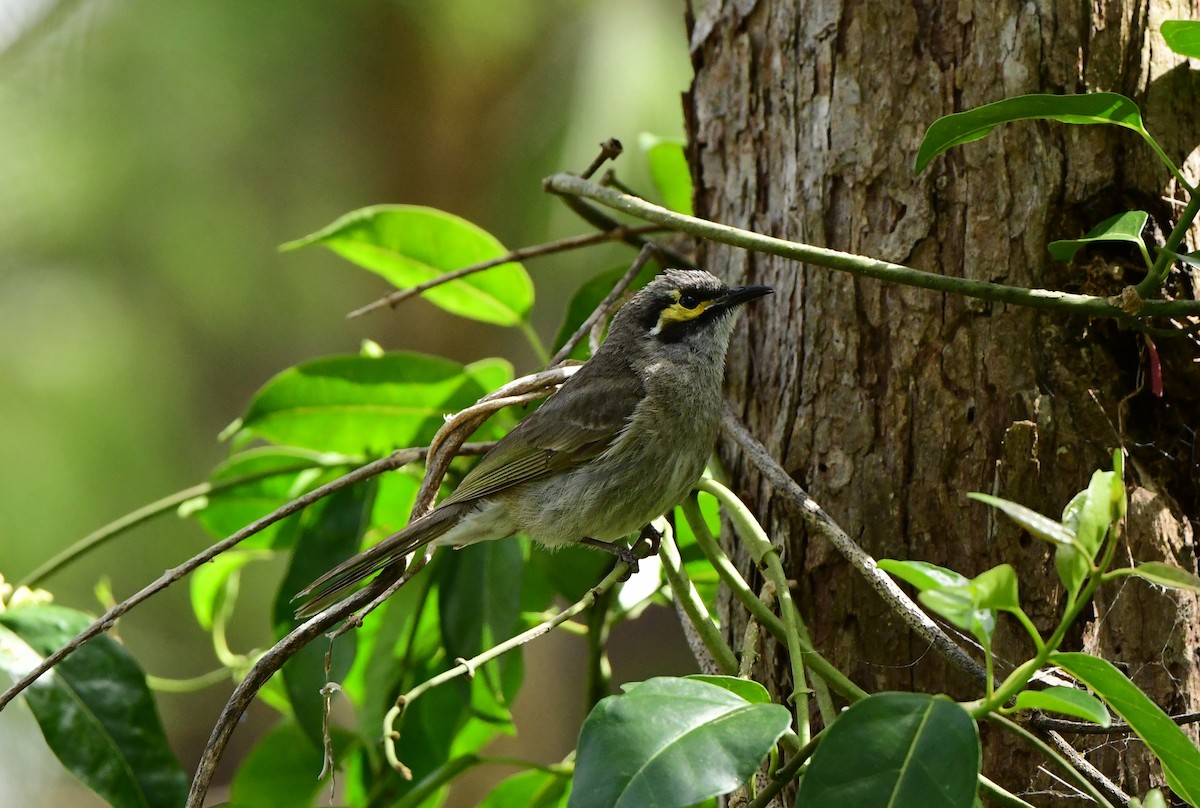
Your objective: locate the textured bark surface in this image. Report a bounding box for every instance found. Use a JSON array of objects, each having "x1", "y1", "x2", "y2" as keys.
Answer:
[{"x1": 685, "y1": 0, "x2": 1200, "y2": 803}]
